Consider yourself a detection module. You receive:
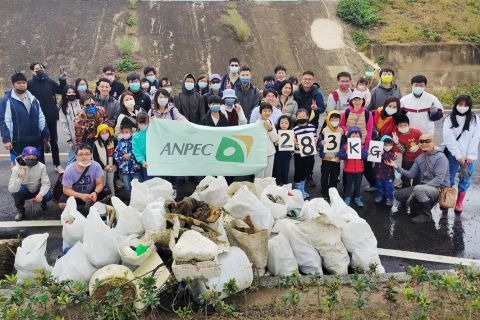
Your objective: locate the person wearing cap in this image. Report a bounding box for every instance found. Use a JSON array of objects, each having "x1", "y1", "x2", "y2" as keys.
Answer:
[
  {"x1": 221, "y1": 89, "x2": 247, "y2": 126},
  {"x1": 202, "y1": 95, "x2": 229, "y2": 127},
  {"x1": 249, "y1": 89, "x2": 283, "y2": 125},
  {"x1": 220, "y1": 57, "x2": 242, "y2": 92},
  {"x1": 374, "y1": 135, "x2": 397, "y2": 206},
  {"x1": 234, "y1": 65, "x2": 261, "y2": 120},
  {"x1": 27, "y1": 62, "x2": 67, "y2": 174},
  {"x1": 127, "y1": 72, "x2": 152, "y2": 113},
  {"x1": 8, "y1": 146, "x2": 52, "y2": 221},
  {"x1": 203, "y1": 73, "x2": 223, "y2": 113},
  {"x1": 174, "y1": 74, "x2": 205, "y2": 125},
  {"x1": 93, "y1": 124, "x2": 117, "y2": 196},
  {"x1": 0, "y1": 72, "x2": 50, "y2": 167}
]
